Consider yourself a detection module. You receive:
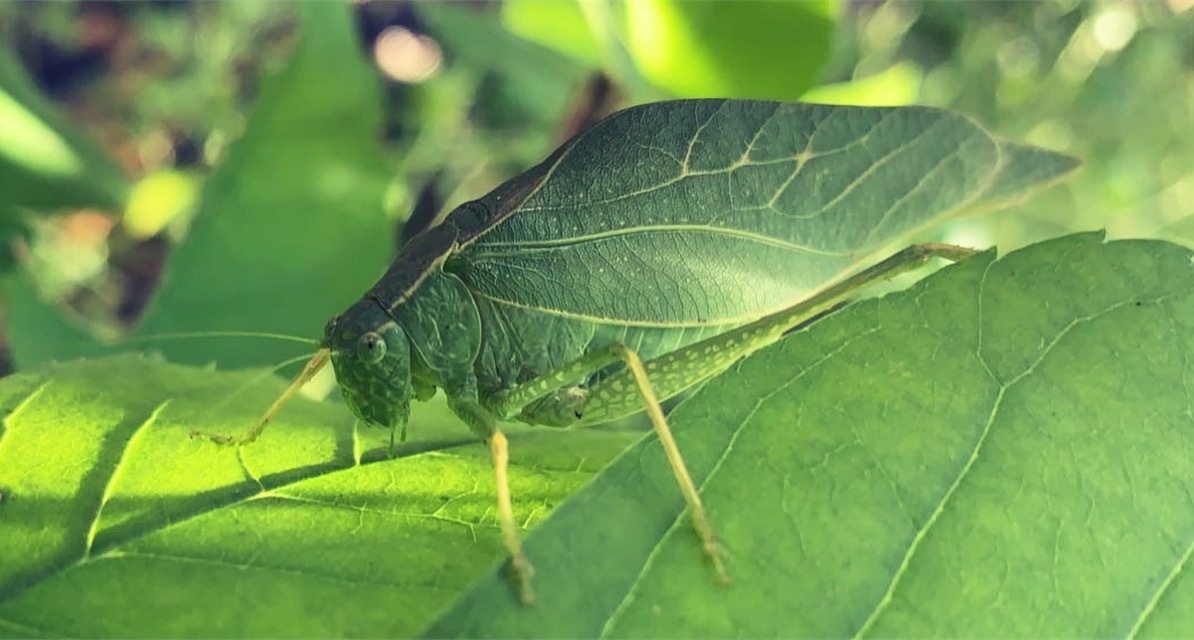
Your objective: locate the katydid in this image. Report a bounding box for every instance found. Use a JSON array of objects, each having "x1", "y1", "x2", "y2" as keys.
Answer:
[{"x1": 192, "y1": 100, "x2": 1071, "y2": 604}]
